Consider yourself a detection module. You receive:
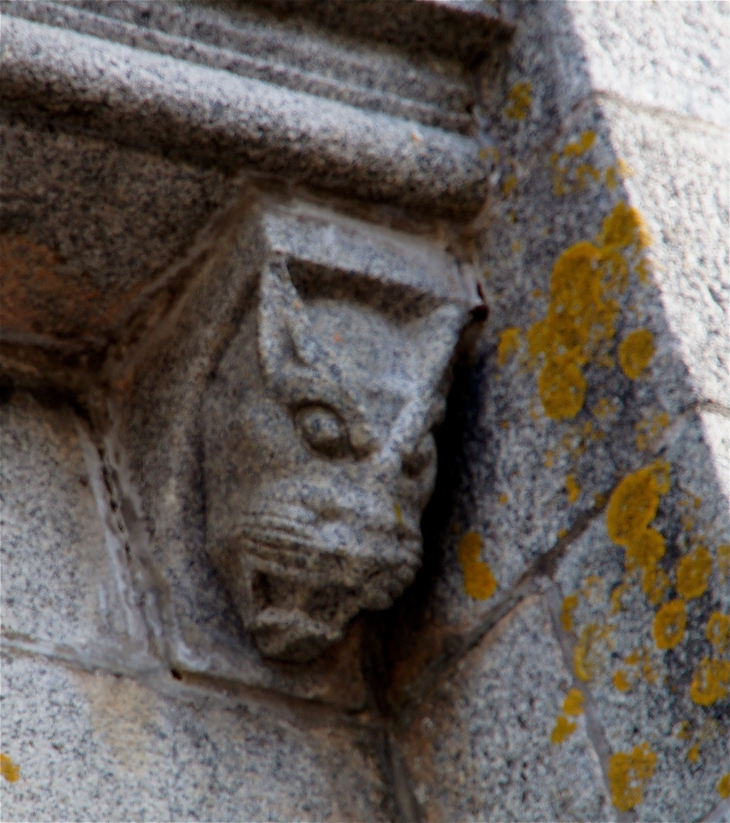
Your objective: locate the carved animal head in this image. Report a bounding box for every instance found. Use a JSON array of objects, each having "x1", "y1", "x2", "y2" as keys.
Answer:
[{"x1": 203, "y1": 249, "x2": 478, "y2": 662}]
